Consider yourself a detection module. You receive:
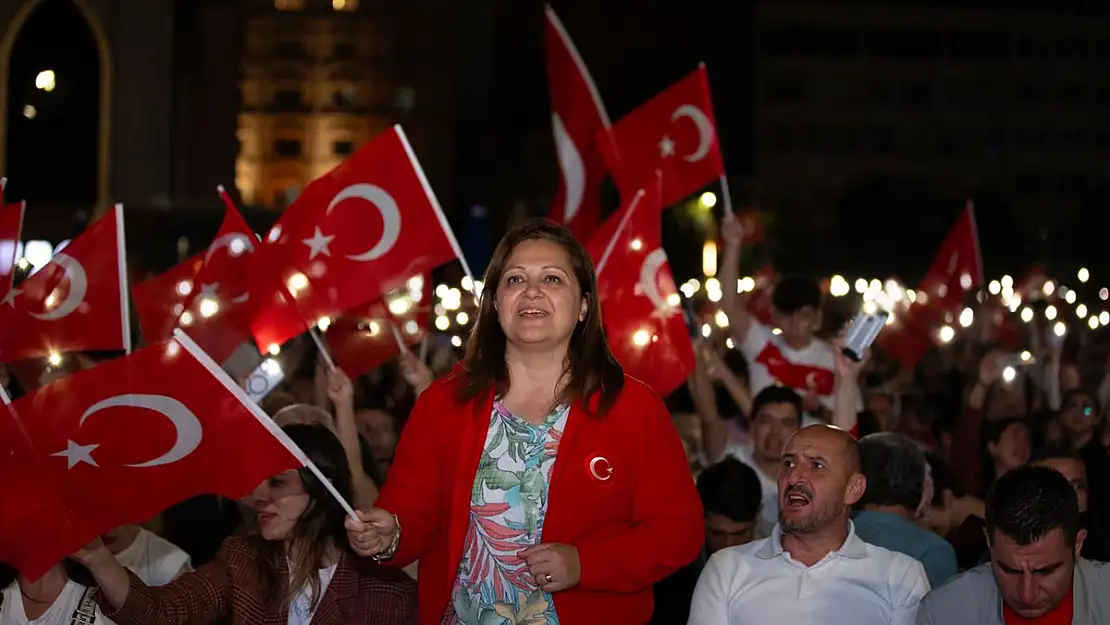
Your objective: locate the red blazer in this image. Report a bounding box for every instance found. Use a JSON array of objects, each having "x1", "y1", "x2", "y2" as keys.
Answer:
[{"x1": 377, "y1": 373, "x2": 704, "y2": 625}]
